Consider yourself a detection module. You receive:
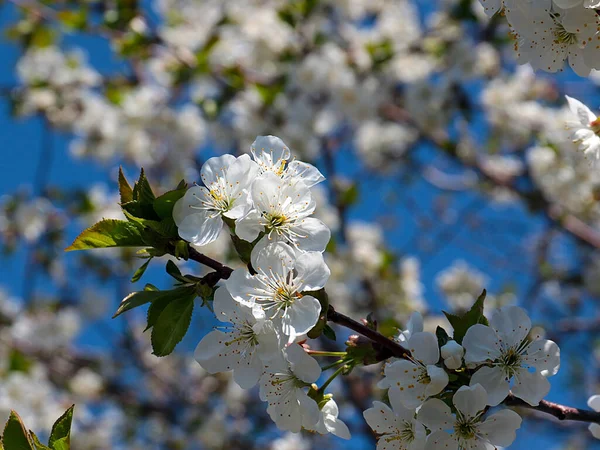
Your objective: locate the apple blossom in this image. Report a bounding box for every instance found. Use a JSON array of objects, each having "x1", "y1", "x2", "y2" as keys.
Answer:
[
  {"x1": 226, "y1": 241, "x2": 328, "y2": 341},
  {"x1": 418, "y1": 384, "x2": 522, "y2": 450},
  {"x1": 235, "y1": 172, "x2": 330, "y2": 252},
  {"x1": 440, "y1": 340, "x2": 464, "y2": 370},
  {"x1": 259, "y1": 344, "x2": 321, "y2": 433},
  {"x1": 378, "y1": 331, "x2": 449, "y2": 408},
  {"x1": 363, "y1": 396, "x2": 427, "y2": 450},
  {"x1": 305, "y1": 398, "x2": 351, "y2": 440},
  {"x1": 250, "y1": 135, "x2": 325, "y2": 188},
  {"x1": 194, "y1": 286, "x2": 281, "y2": 389},
  {"x1": 462, "y1": 305, "x2": 560, "y2": 406},
  {"x1": 173, "y1": 154, "x2": 258, "y2": 246},
  {"x1": 565, "y1": 95, "x2": 600, "y2": 164}
]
